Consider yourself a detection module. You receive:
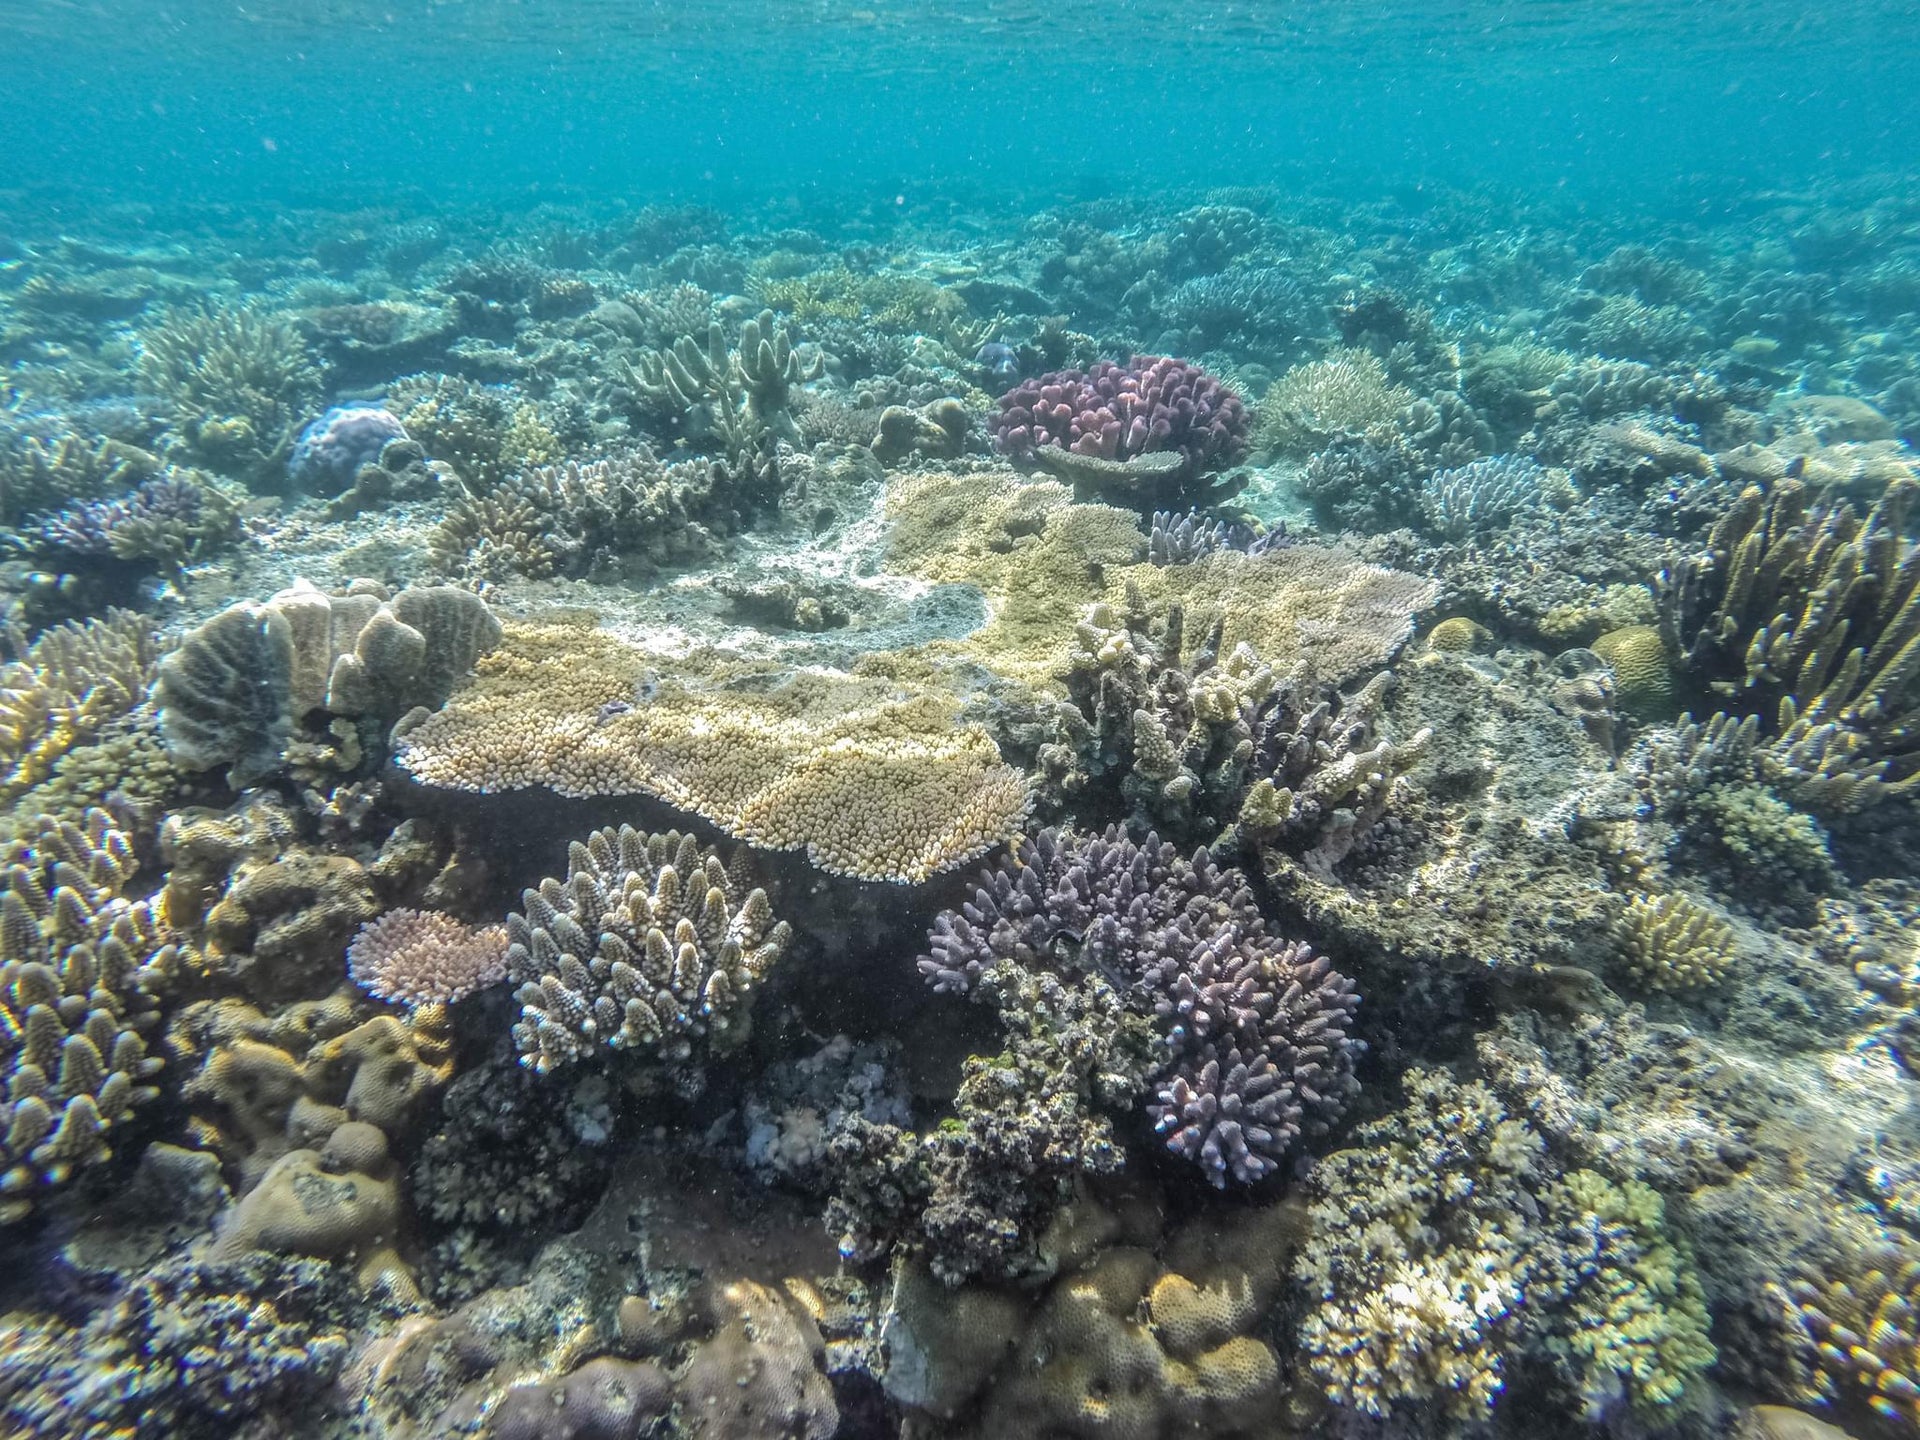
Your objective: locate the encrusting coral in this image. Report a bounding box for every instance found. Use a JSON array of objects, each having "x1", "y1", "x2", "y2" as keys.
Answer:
[
  {"x1": 504, "y1": 825, "x2": 793, "y2": 1083},
  {"x1": 1, "y1": 808, "x2": 177, "y2": 1222},
  {"x1": 394, "y1": 621, "x2": 1030, "y2": 884},
  {"x1": 157, "y1": 579, "x2": 503, "y2": 786}
]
